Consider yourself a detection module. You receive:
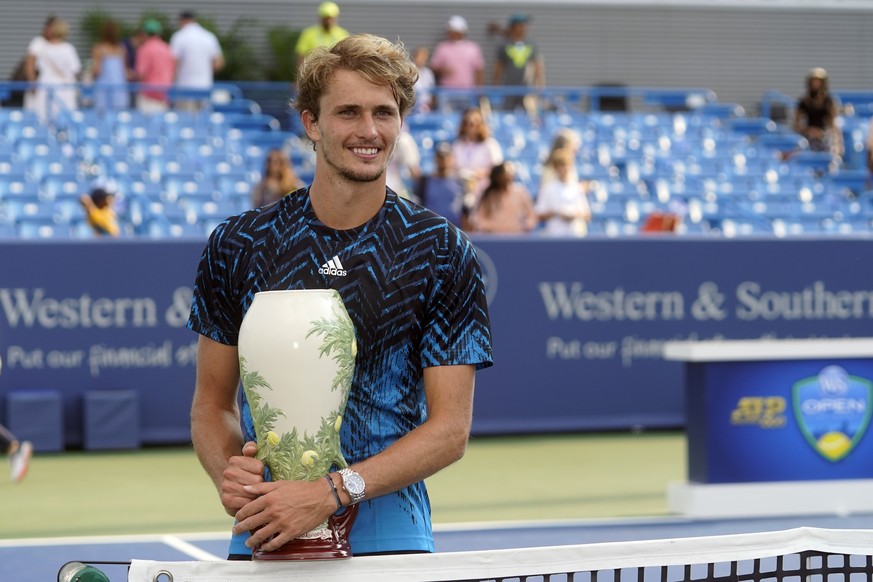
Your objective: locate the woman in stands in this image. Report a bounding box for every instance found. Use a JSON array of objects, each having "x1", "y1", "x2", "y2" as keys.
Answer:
[
  {"x1": 793, "y1": 67, "x2": 843, "y2": 157},
  {"x1": 91, "y1": 19, "x2": 131, "y2": 112},
  {"x1": 469, "y1": 161, "x2": 537, "y2": 234},
  {"x1": 31, "y1": 18, "x2": 81, "y2": 124},
  {"x1": 250, "y1": 149, "x2": 304, "y2": 207},
  {"x1": 538, "y1": 128, "x2": 582, "y2": 189},
  {"x1": 451, "y1": 107, "x2": 503, "y2": 213},
  {"x1": 535, "y1": 147, "x2": 591, "y2": 237}
]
